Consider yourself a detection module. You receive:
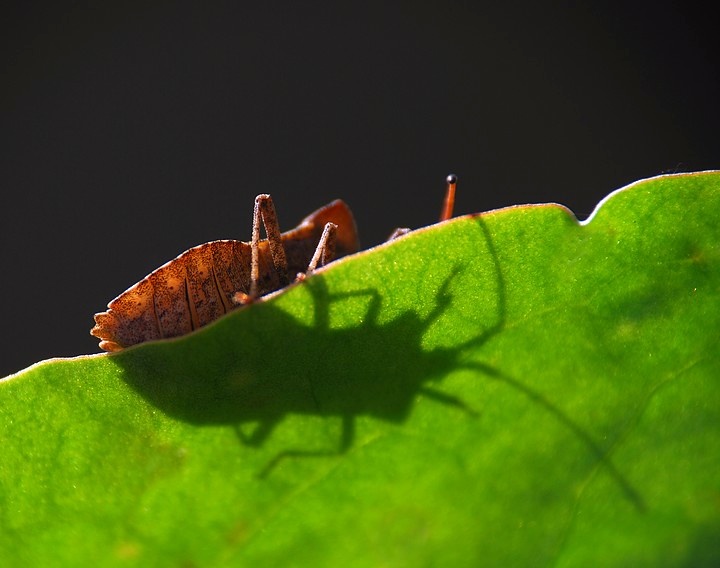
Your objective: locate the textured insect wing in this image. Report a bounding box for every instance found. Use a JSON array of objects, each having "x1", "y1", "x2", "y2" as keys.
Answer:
[
  {"x1": 148, "y1": 249, "x2": 193, "y2": 338},
  {"x1": 183, "y1": 245, "x2": 228, "y2": 328},
  {"x1": 210, "y1": 240, "x2": 252, "y2": 308}
]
